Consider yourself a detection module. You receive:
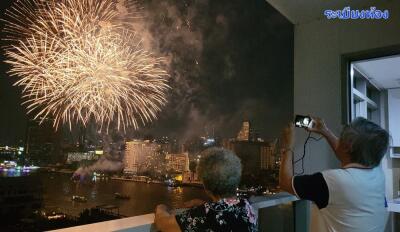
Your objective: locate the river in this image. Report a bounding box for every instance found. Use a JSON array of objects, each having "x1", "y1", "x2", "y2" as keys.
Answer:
[{"x1": 40, "y1": 172, "x2": 209, "y2": 217}]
